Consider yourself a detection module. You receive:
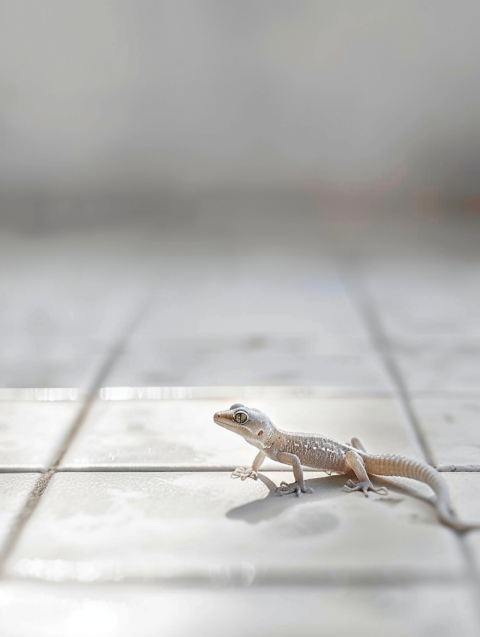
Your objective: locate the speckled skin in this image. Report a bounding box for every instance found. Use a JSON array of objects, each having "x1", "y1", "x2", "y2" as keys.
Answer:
[
  {"x1": 266, "y1": 430, "x2": 348, "y2": 473},
  {"x1": 213, "y1": 403, "x2": 476, "y2": 532}
]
